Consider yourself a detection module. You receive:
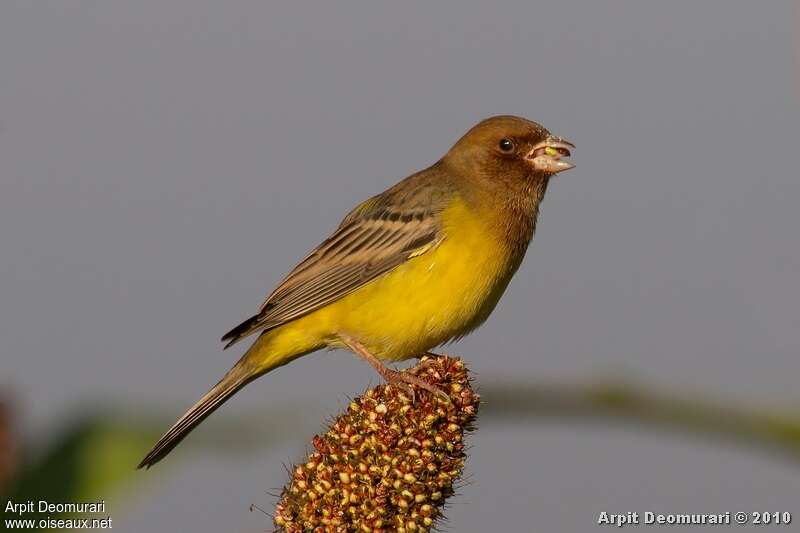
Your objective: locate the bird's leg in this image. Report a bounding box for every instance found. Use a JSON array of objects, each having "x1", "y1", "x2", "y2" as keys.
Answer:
[{"x1": 340, "y1": 336, "x2": 449, "y2": 403}]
